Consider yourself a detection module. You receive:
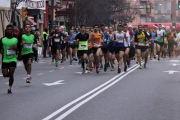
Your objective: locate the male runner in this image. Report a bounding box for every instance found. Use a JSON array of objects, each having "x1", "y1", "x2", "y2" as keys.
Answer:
[
  {"x1": 49, "y1": 25, "x2": 63, "y2": 67},
  {"x1": 156, "y1": 24, "x2": 166, "y2": 61},
  {"x1": 90, "y1": 24, "x2": 104, "y2": 74},
  {"x1": 108, "y1": 26, "x2": 115, "y2": 71},
  {"x1": 134, "y1": 25, "x2": 149, "y2": 69},
  {"x1": 21, "y1": 24, "x2": 36, "y2": 83},
  {"x1": 75, "y1": 25, "x2": 89, "y2": 74},
  {"x1": 111, "y1": 24, "x2": 128, "y2": 73},
  {"x1": 100, "y1": 24, "x2": 109, "y2": 72},
  {"x1": 123, "y1": 24, "x2": 132, "y2": 72},
  {"x1": 0, "y1": 25, "x2": 19, "y2": 93}
]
